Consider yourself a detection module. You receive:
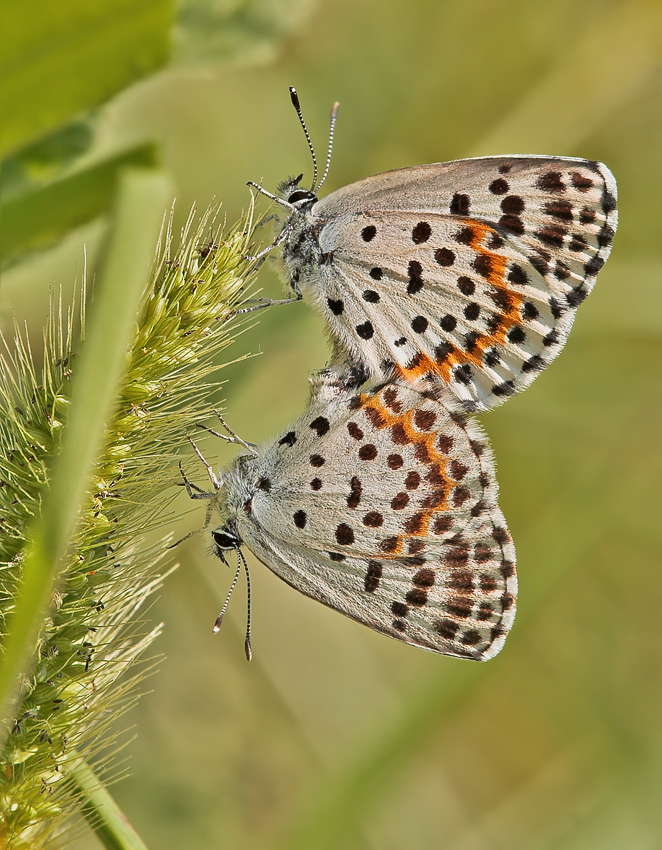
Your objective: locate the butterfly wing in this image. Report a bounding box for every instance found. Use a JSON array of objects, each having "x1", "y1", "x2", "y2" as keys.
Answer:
[
  {"x1": 233, "y1": 381, "x2": 516, "y2": 660},
  {"x1": 297, "y1": 156, "x2": 617, "y2": 409}
]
